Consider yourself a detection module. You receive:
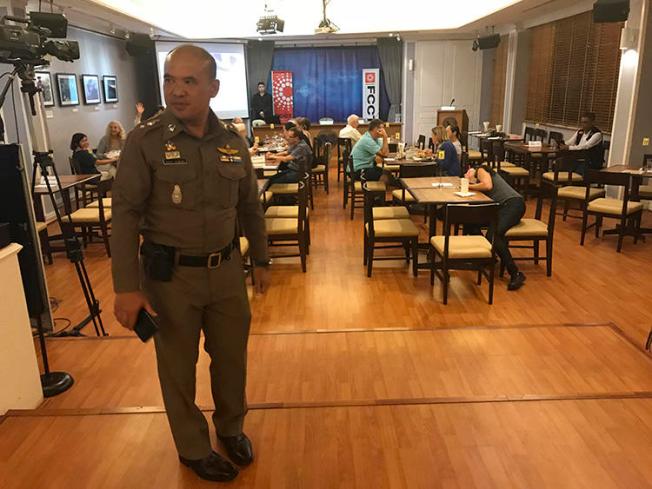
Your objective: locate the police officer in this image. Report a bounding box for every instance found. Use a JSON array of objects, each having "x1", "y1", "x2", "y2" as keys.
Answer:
[{"x1": 111, "y1": 45, "x2": 270, "y2": 483}]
